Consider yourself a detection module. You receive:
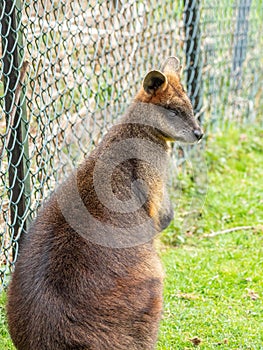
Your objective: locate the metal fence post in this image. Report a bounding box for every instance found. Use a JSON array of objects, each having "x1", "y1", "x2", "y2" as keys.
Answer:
[
  {"x1": 232, "y1": 0, "x2": 252, "y2": 91},
  {"x1": 183, "y1": 0, "x2": 204, "y2": 122},
  {"x1": 1, "y1": 0, "x2": 30, "y2": 257}
]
